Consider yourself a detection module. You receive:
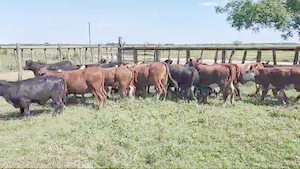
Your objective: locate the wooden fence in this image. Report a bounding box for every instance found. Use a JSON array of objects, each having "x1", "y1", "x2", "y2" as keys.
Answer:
[
  {"x1": 1, "y1": 36, "x2": 300, "y2": 81},
  {"x1": 119, "y1": 45, "x2": 300, "y2": 65},
  {"x1": 0, "y1": 44, "x2": 119, "y2": 80}
]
